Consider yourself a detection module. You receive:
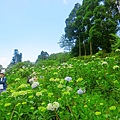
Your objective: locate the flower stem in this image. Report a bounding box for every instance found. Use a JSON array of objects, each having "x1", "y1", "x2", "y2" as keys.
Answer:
[
  {"x1": 54, "y1": 110, "x2": 59, "y2": 120},
  {"x1": 10, "y1": 105, "x2": 16, "y2": 120}
]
